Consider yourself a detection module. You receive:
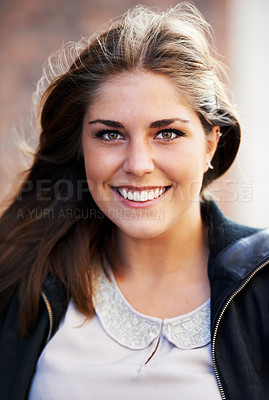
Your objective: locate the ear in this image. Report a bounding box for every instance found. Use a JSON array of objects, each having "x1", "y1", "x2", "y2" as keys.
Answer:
[{"x1": 204, "y1": 125, "x2": 221, "y2": 173}]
